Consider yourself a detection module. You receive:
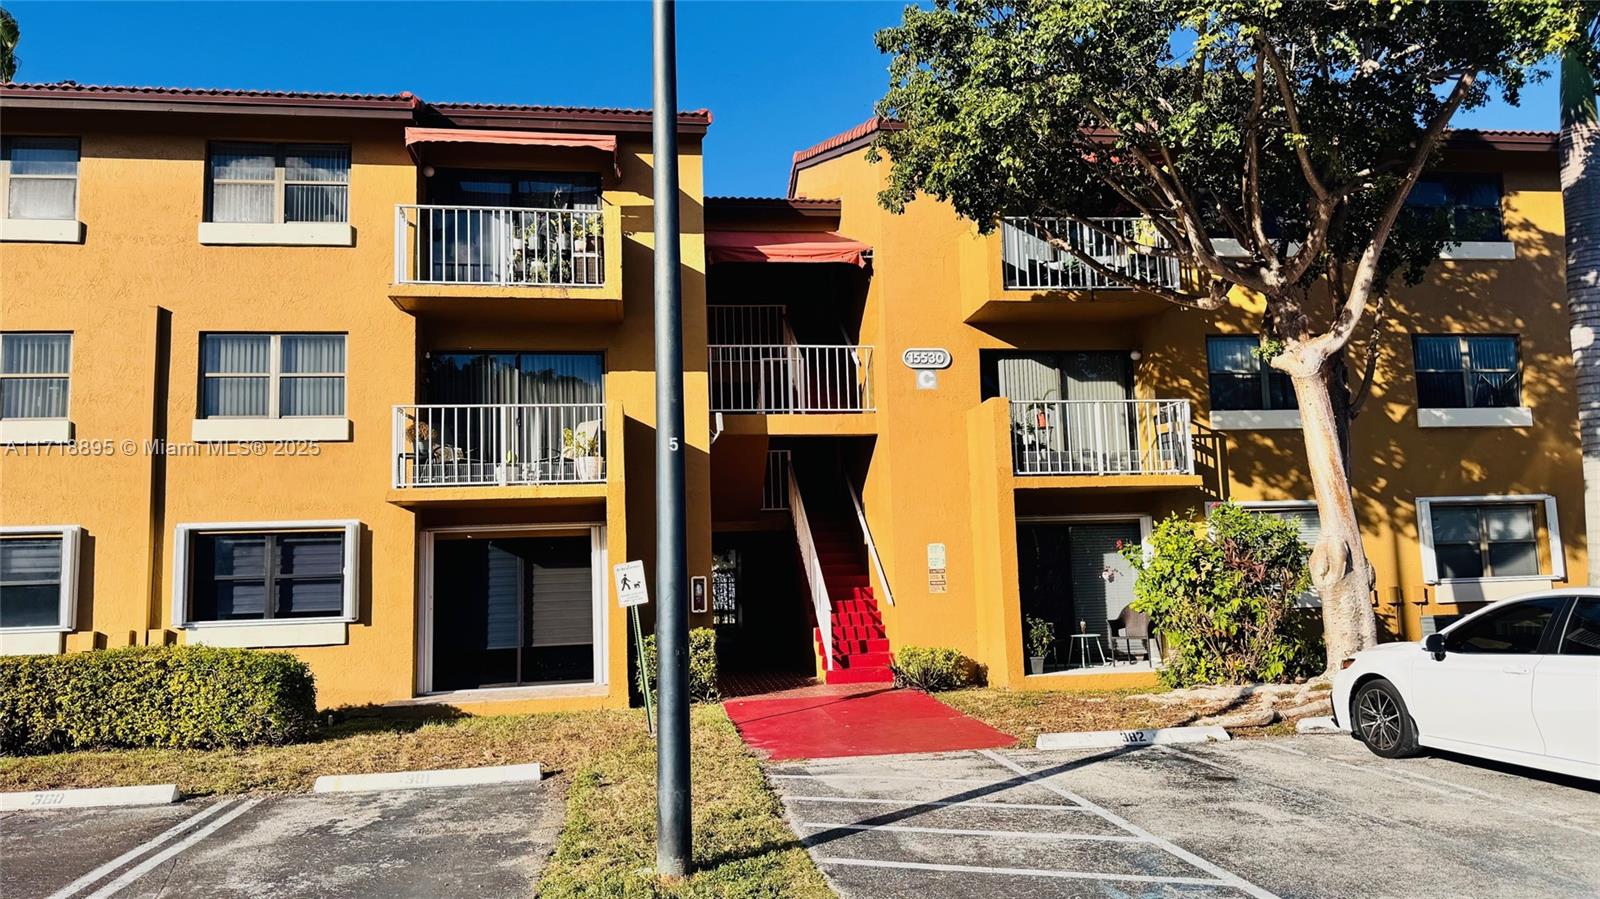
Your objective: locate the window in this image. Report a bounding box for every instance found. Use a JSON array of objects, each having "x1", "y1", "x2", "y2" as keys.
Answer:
[
  {"x1": 0, "y1": 528, "x2": 80, "y2": 632},
  {"x1": 207, "y1": 143, "x2": 350, "y2": 224},
  {"x1": 201, "y1": 334, "x2": 345, "y2": 418},
  {"x1": 2, "y1": 137, "x2": 79, "y2": 221},
  {"x1": 1404, "y1": 173, "x2": 1504, "y2": 242},
  {"x1": 429, "y1": 170, "x2": 600, "y2": 211},
  {"x1": 1444, "y1": 596, "x2": 1563, "y2": 654},
  {"x1": 1558, "y1": 599, "x2": 1600, "y2": 656},
  {"x1": 176, "y1": 523, "x2": 357, "y2": 626},
  {"x1": 1206, "y1": 336, "x2": 1296, "y2": 411},
  {"x1": 1413, "y1": 335, "x2": 1521, "y2": 409},
  {"x1": 0, "y1": 333, "x2": 71, "y2": 420},
  {"x1": 1429, "y1": 502, "x2": 1540, "y2": 579}
]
